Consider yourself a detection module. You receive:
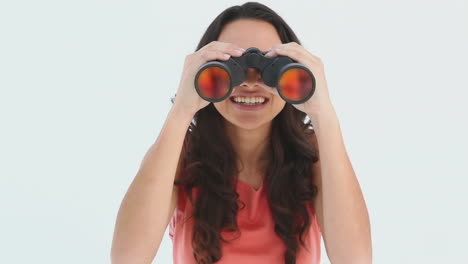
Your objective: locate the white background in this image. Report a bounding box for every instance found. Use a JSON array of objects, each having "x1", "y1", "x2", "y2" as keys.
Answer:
[{"x1": 1, "y1": 0, "x2": 467, "y2": 263}]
